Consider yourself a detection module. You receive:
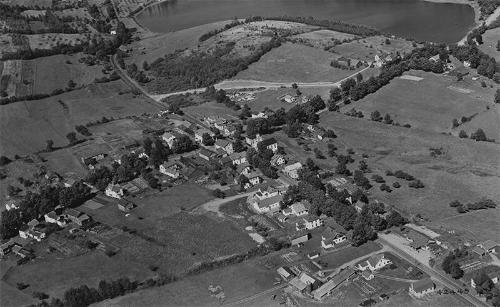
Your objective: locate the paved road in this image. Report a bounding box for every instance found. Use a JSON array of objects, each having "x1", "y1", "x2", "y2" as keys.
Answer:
[{"x1": 378, "y1": 236, "x2": 488, "y2": 307}]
